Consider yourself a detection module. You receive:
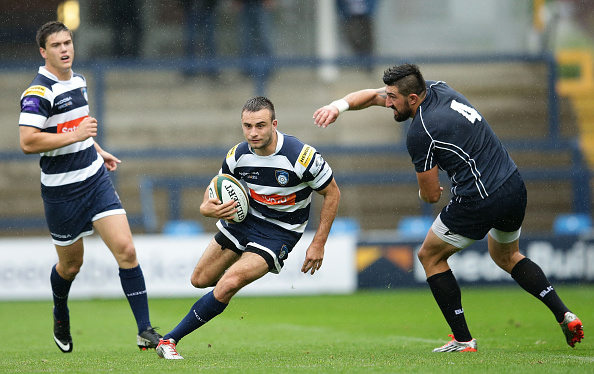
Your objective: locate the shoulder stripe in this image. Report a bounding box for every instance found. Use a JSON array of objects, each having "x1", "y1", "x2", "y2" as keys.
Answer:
[
  {"x1": 298, "y1": 145, "x2": 314, "y2": 167},
  {"x1": 227, "y1": 143, "x2": 240, "y2": 159},
  {"x1": 24, "y1": 85, "x2": 47, "y2": 97}
]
